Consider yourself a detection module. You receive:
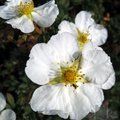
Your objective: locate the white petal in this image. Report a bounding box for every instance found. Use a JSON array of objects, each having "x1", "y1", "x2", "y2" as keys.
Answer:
[
  {"x1": 58, "y1": 20, "x2": 77, "y2": 36},
  {"x1": 6, "y1": 15, "x2": 34, "y2": 33},
  {"x1": 0, "y1": 93, "x2": 6, "y2": 112},
  {"x1": 48, "y1": 33, "x2": 79, "y2": 63},
  {"x1": 6, "y1": 0, "x2": 20, "y2": 5},
  {"x1": 81, "y1": 48, "x2": 115, "y2": 90},
  {"x1": 0, "y1": 0, "x2": 23, "y2": 19},
  {"x1": 30, "y1": 85, "x2": 91, "y2": 120},
  {"x1": 32, "y1": 0, "x2": 59, "y2": 27},
  {"x1": 82, "y1": 41, "x2": 100, "y2": 53},
  {"x1": 80, "y1": 83, "x2": 104, "y2": 113},
  {"x1": 69, "y1": 87, "x2": 91, "y2": 120},
  {"x1": 102, "y1": 72, "x2": 115, "y2": 90},
  {"x1": 25, "y1": 43, "x2": 59, "y2": 85},
  {"x1": 30, "y1": 85, "x2": 70, "y2": 119},
  {"x1": 89, "y1": 24, "x2": 108, "y2": 46},
  {"x1": 0, "y1": 5, "x2": 17, "y2": 19},
  {"x1": 75, "y1": 11, "x2": 94, "y2": 32},
  {"x1": 0, "y1": 109, "x2": 16, "y2": 120}
]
